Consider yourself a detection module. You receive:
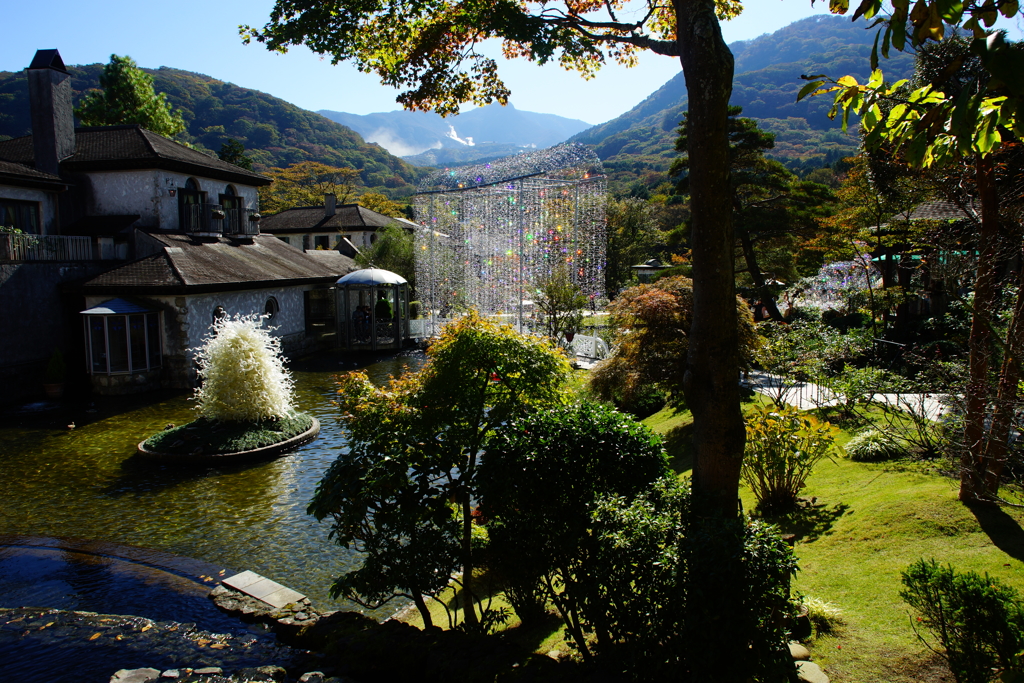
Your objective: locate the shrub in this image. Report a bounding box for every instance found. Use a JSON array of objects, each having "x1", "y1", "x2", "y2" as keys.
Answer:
[
  {"x1": 479, "y1": 401, "x2": 670, "y2": 636},
  {"x1": 900, "y1": 559, "x2": 1024, "y2": 683},
  {"x1": 846, "y1": 429, "x2": 906, "y2": 462},
  {"x1": 193, "y1": 313, "x2": 295, "y2": 422},
  {"x1": 742, "y1": 404, "x2": 838, "y2": 512},
  {"x1": 480, "y1": 405, "x2": 798, "y2": 679}
]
